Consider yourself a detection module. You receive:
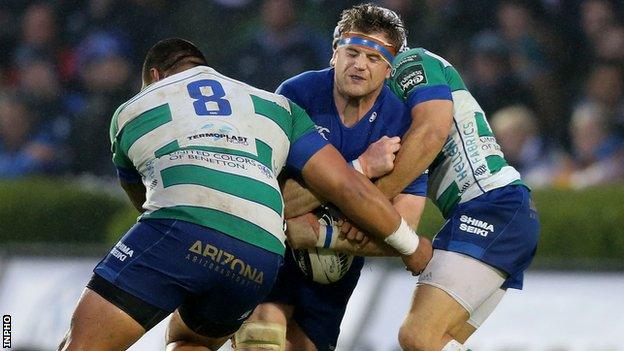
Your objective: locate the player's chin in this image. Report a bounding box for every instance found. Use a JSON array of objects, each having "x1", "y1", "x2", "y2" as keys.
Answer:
[{"x1": 343, "y1": 86, "x2": 373, "y2": 99}]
